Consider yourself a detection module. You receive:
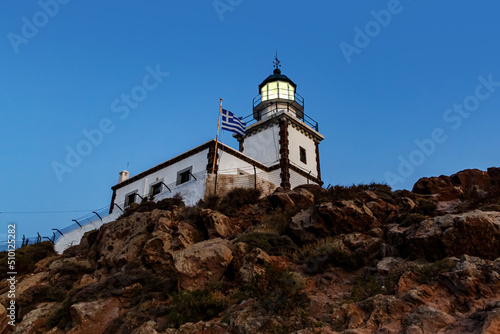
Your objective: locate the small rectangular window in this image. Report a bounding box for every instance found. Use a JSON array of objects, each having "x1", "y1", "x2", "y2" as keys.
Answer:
[
  {"x1": 150, "y1": 183, "x2": 162, "y2": 197},
  {"x1": 180, "y1": 171, "x2": 190, "y2": 184},
  {"x1": 125, "y1": 193, "x2": 136, "y2": 207},
  {"x1": 177, "y1": 166, "x2": 193, "y2": 185},
  {"x1": 299, "y1": 146, "x2": 307, "y2": 164}
]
